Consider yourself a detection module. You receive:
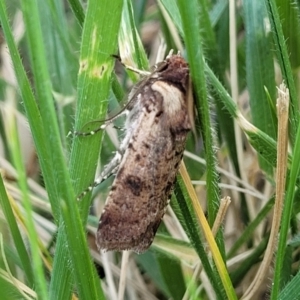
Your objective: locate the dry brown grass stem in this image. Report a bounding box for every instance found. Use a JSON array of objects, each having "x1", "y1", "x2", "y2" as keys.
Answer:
[{"x1": 242, "y1": 84, "x2": 289, "y2": 299}]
